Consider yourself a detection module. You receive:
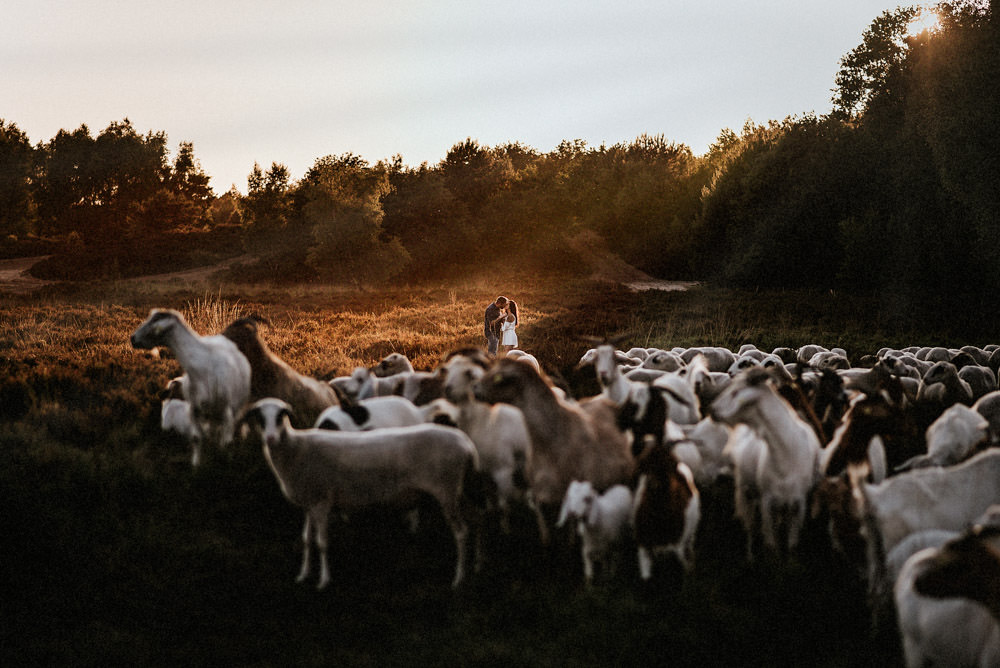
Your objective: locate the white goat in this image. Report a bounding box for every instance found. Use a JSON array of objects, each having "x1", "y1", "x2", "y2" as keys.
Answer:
[
  {"x1": 442, "y1": 354, "x2": 542, "y2": 537},
  {"x1": 895, "y1": 403, "x2": 989, "y2": 472},
  {"x1": 131, "y1": 309, "x2": 251, "y2": 467},
  {"x1": 556, "y1": 481, "x2": 633, "y2": 584},
  {"x1": 314, "y1": 395, "x2": 425, "y2": 431},
  {"x1": 710, "y1": 367, "x2": 821, "y2": 557},
  {"x1": 159, "y1": 376, "x2": 197, "y2": 444},
  {"x1": 241, "y1": 398, "x2": 481, "y2": 590}
]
